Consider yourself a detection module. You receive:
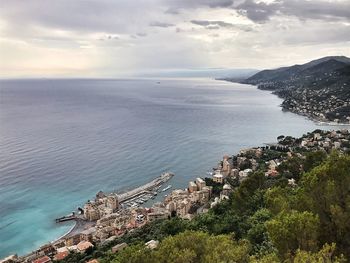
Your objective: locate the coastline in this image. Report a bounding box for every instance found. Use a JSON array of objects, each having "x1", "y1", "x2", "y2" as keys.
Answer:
[
  {"x1": 3, "y1": 78, "x2": 349, "y2": 260},
  {"x1": 15, "y1": 128, "x2": 350, "y2": 263},
  {"x1": 222, "y1": 79, "x2": 350, "y2": 126},
  {"x1": 52, "y1": 222, "x2": 77, "y2": 243}
]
